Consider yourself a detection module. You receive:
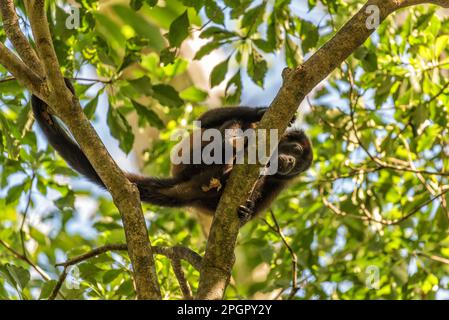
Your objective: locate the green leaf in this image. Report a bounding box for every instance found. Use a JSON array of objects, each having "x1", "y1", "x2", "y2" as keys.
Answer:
[
  {"x1": 200, "y1": 27, "x2": 235, "y2": 40},
  {"x1": 179, "y1": 86, "x2": 208, "y2": 102},
  {"x1": 225, "y1": 70, "x2": 242, "y2": 104},
  {"x1": 168, "y1": 10, "x2": 190, "y2": 47},
  {"x1": 116, "y1": 279, "x2": 134, "y2": 296},
  {"x1": 241, "y1": 4, "x2": 265, "y2": 30},
  {"x1": 107, "y1": 106, "x2": 135, "y2": 153},
  {"x1": 39, "y1": 280, "x2": 57, "y2": 300},
  {"x1": 132, "y1": 100, "x2": 165, "y2": 129},
  {"x1": 247, "y1": 48, "x2": 267, "y2": 87},
  {"x1": 210, "y1": 58, "x2": 229, "y2": 87},
  {"x1": 146, "y1": 0, "x2": 158, "y2": 6},
  {"x1": 130, "y1": 0, "x2": 144, "y2": 10},
  {"x1": 205, "y1": 1, "x2": 225, "y2": 25},
  {"x1": 6, "y1": 264, "x2": 30, "y2": 291},
  {"x1": 6, "y1": 183, "x2": 25, "y2": 205},
  {"x1": 180, "y1": 0, "x2": 204, "y2": 12},
  {"x1": 435, "y1": 35, "x2": 449, "y2": 56},
  {"x1": 194, "y1": 41, "x2": 221, "y2": 60},
  {"x1": 299, "y1": 19, "x2": 319, "y2": 53},
  {"x1": 78, "y1": 263, "x2": 104, "y2": 282},
  {"x1": 129, "y1": 76, "x2": 153, "y2": 96},
  {"x1": 152, "y1": 84, "x2": 184, "y2": 108},
  {"x1": 160, "y1": 47, "x2": 177, "y2": 65},
  {"x1": 112, "y1": 5, "x2": 164, "y2": 50},
  {"x1": 354, "y1": 47, "x2": 378, "y2": 72},
  {"x1": 103, "y1": 269, "x2": 122, "y2": 284},
  {"x1": 83, "y1": 91, "x2": 101, "y2": 120}
]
